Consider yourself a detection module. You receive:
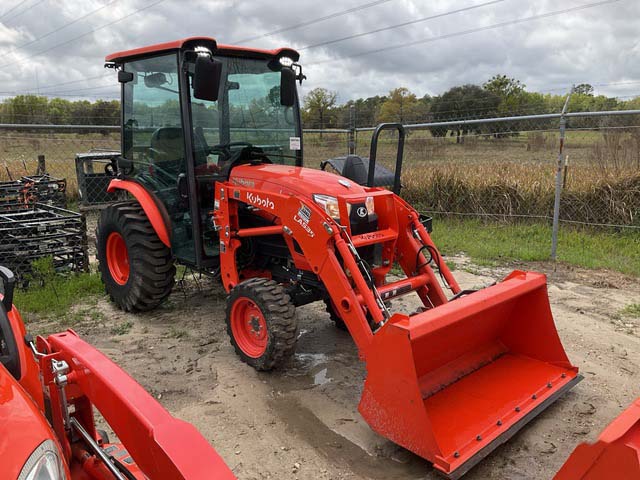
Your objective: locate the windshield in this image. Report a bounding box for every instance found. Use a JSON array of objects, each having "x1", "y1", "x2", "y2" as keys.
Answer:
[{"x1": 190, "y1": 56, "x2": 301, "y2": 166}]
